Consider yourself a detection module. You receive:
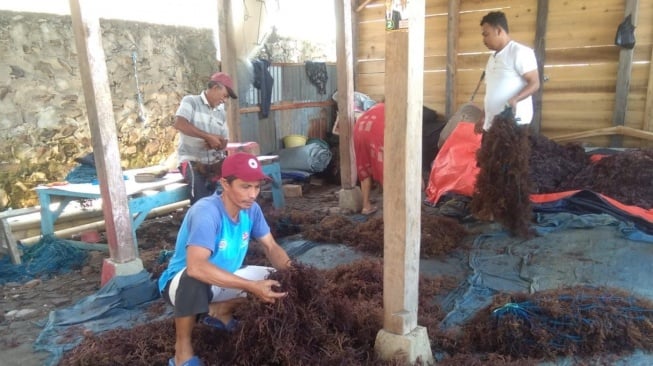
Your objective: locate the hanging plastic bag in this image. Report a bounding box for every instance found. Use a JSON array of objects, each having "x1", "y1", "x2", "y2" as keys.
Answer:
[{"x1": 614, "y1": 14, "x2": 636, "y2": 49}]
